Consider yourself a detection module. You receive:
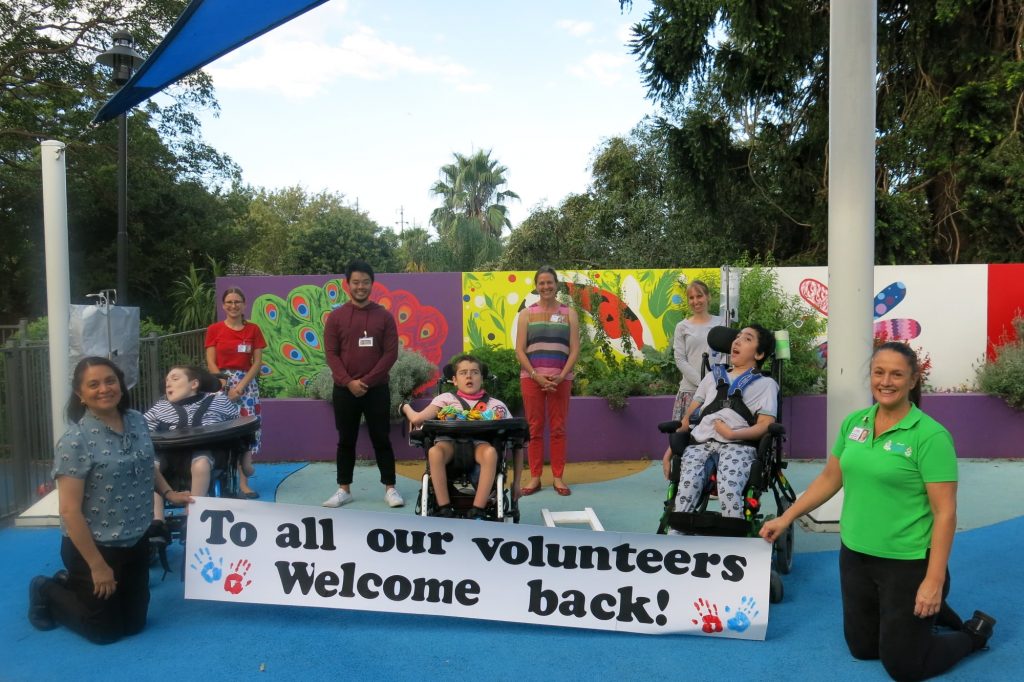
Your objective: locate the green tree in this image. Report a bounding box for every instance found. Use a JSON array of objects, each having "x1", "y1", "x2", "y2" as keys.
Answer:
[
  {"x1": 624, "y1": 0, "x2": 1024, "y2": 264},
  {"x1": 430, "y1": 150, "x2": 519, "y2": 270},
  {"x1": 283, "y1": 204, "x2": 401, "y2": 275},
  {"x1": 397, "y1": 227, "x2": 437, "y2": 272},
  {"x1": 0, "y1": 0, "x2": 244, "y2": 324}
]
